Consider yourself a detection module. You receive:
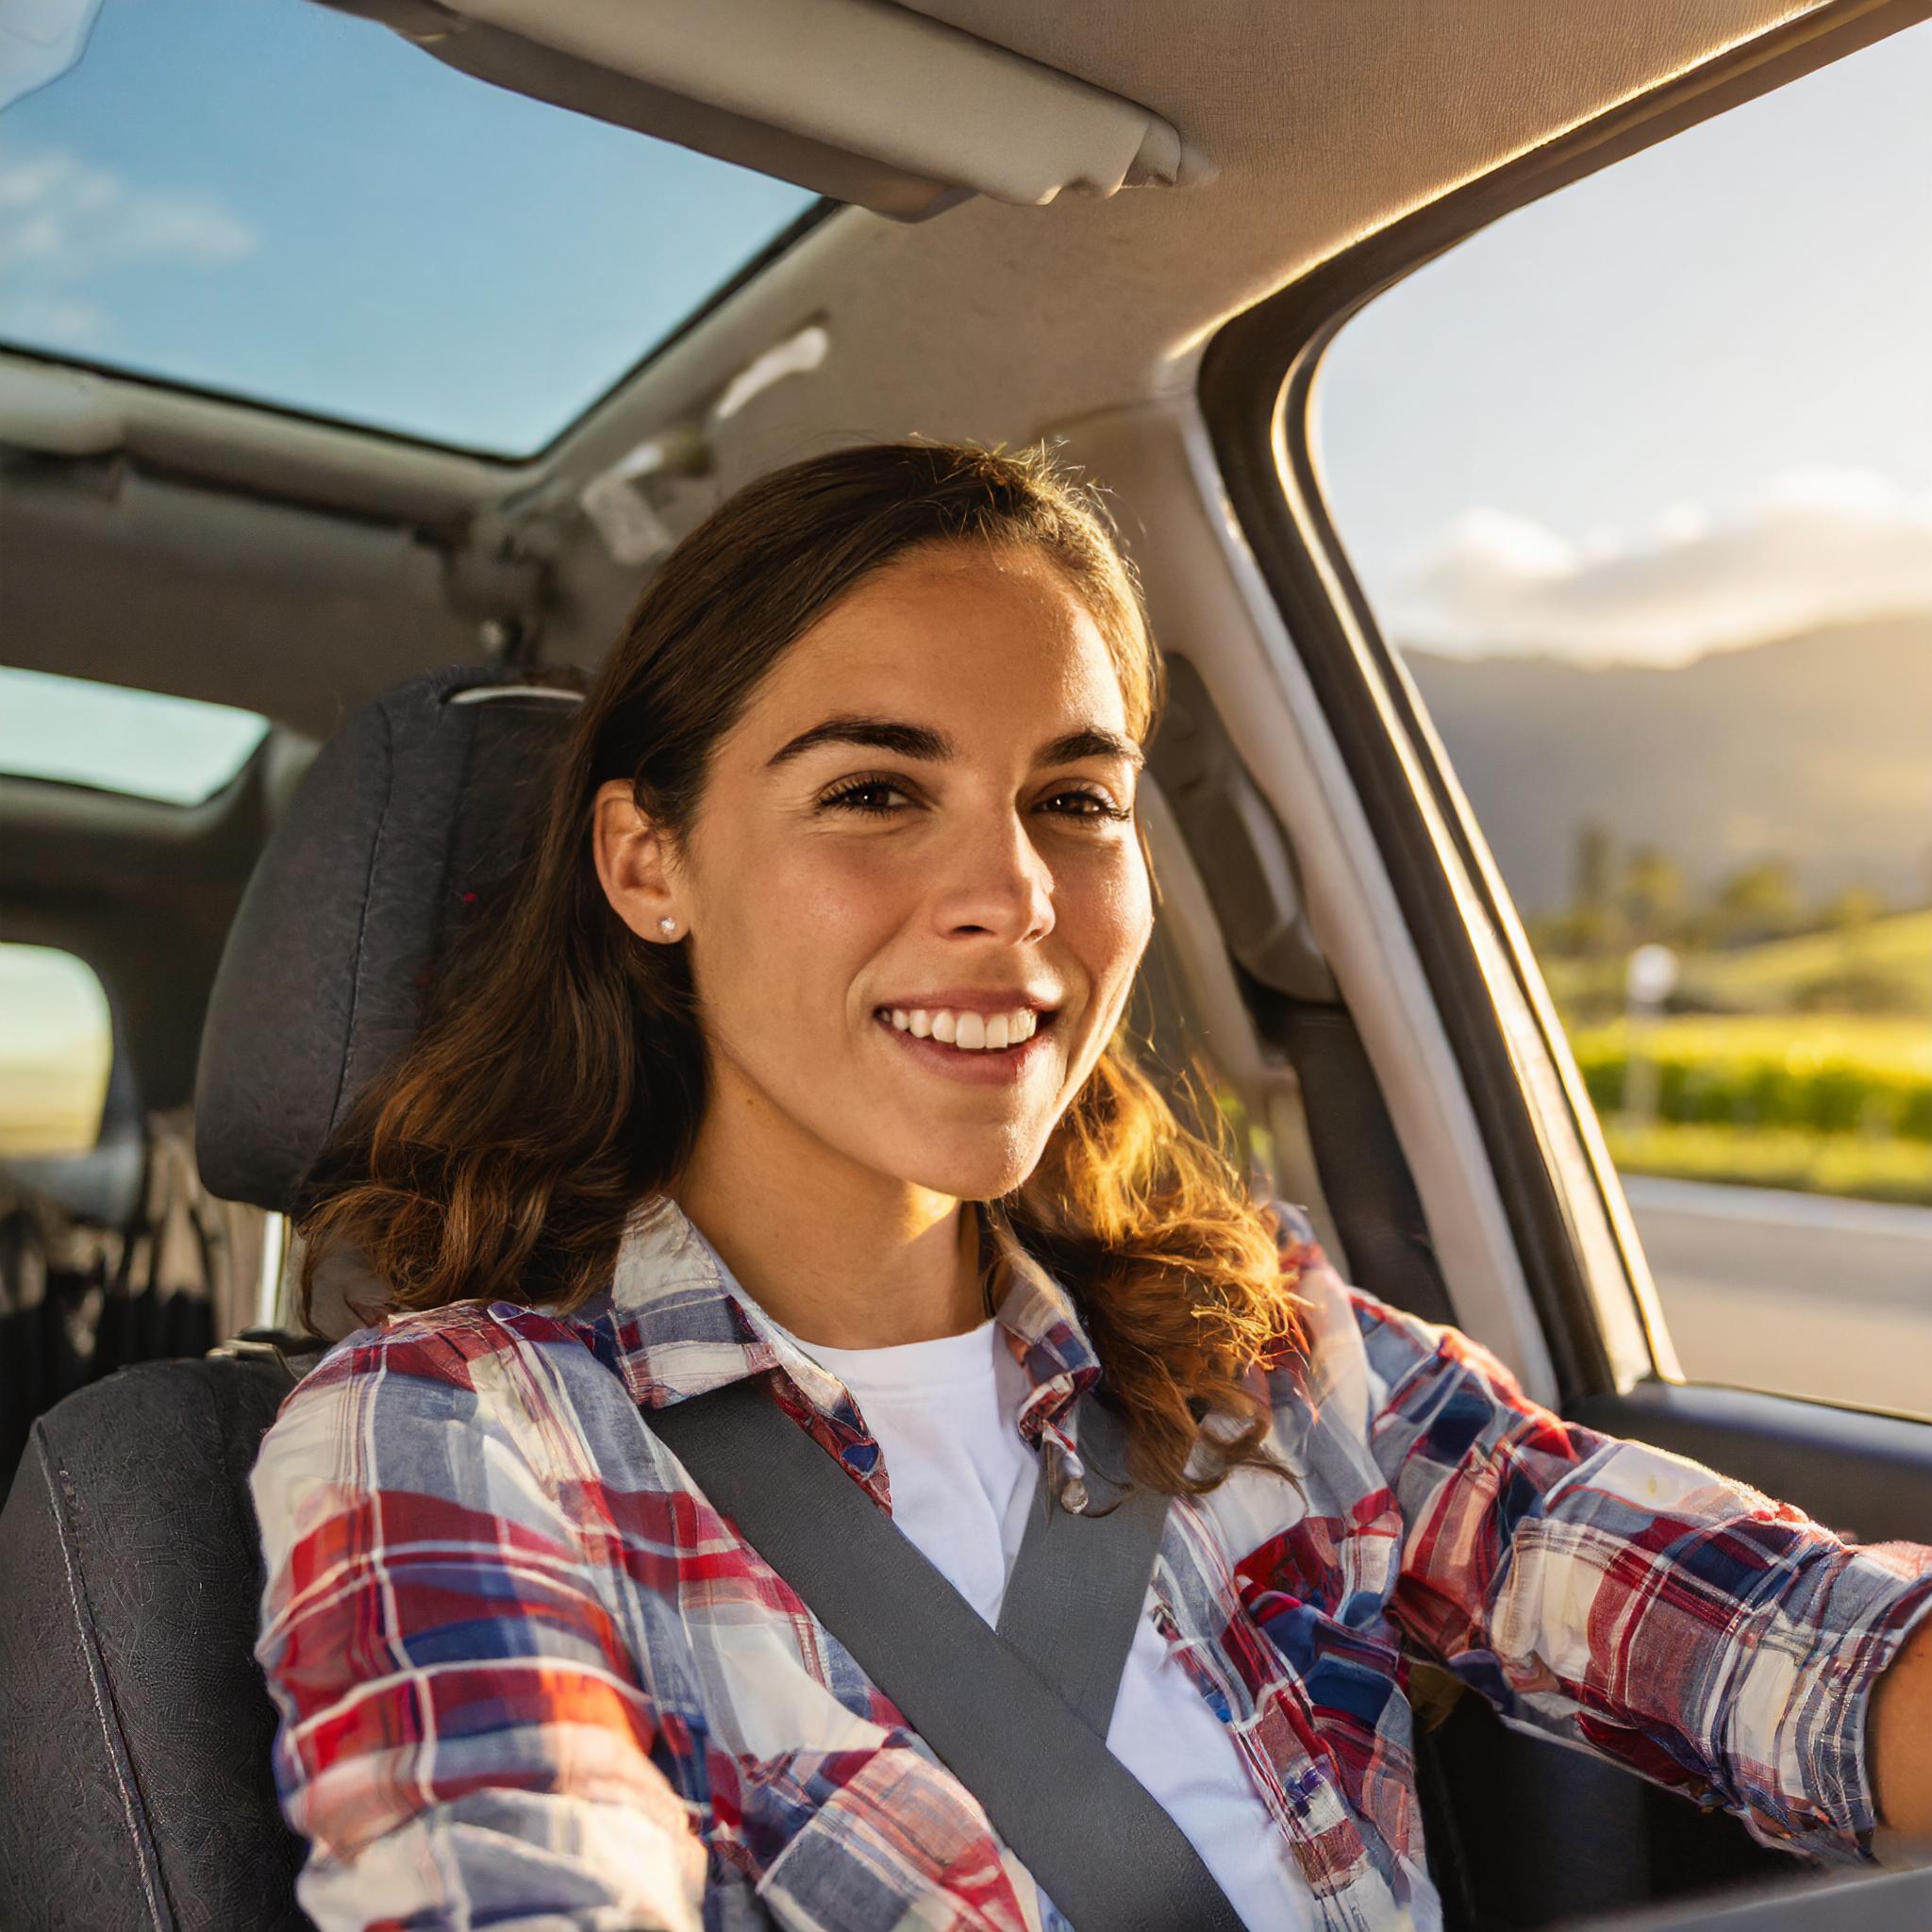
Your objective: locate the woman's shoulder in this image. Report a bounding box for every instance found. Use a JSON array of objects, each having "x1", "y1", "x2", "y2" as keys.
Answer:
[
  {"x1": 1257, "y1": 1196, "x2": 1465, "y2": 1416},
  {"x1": 255, "y1": 1295, "x2": 625, "y2": 1491},
  {"x1": 298, "y1": 1295, "x2": 596, "y2": 1397},
  {"x1": 1257, "y1": 1195, "x2": 1540, "y2": 1439}
]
